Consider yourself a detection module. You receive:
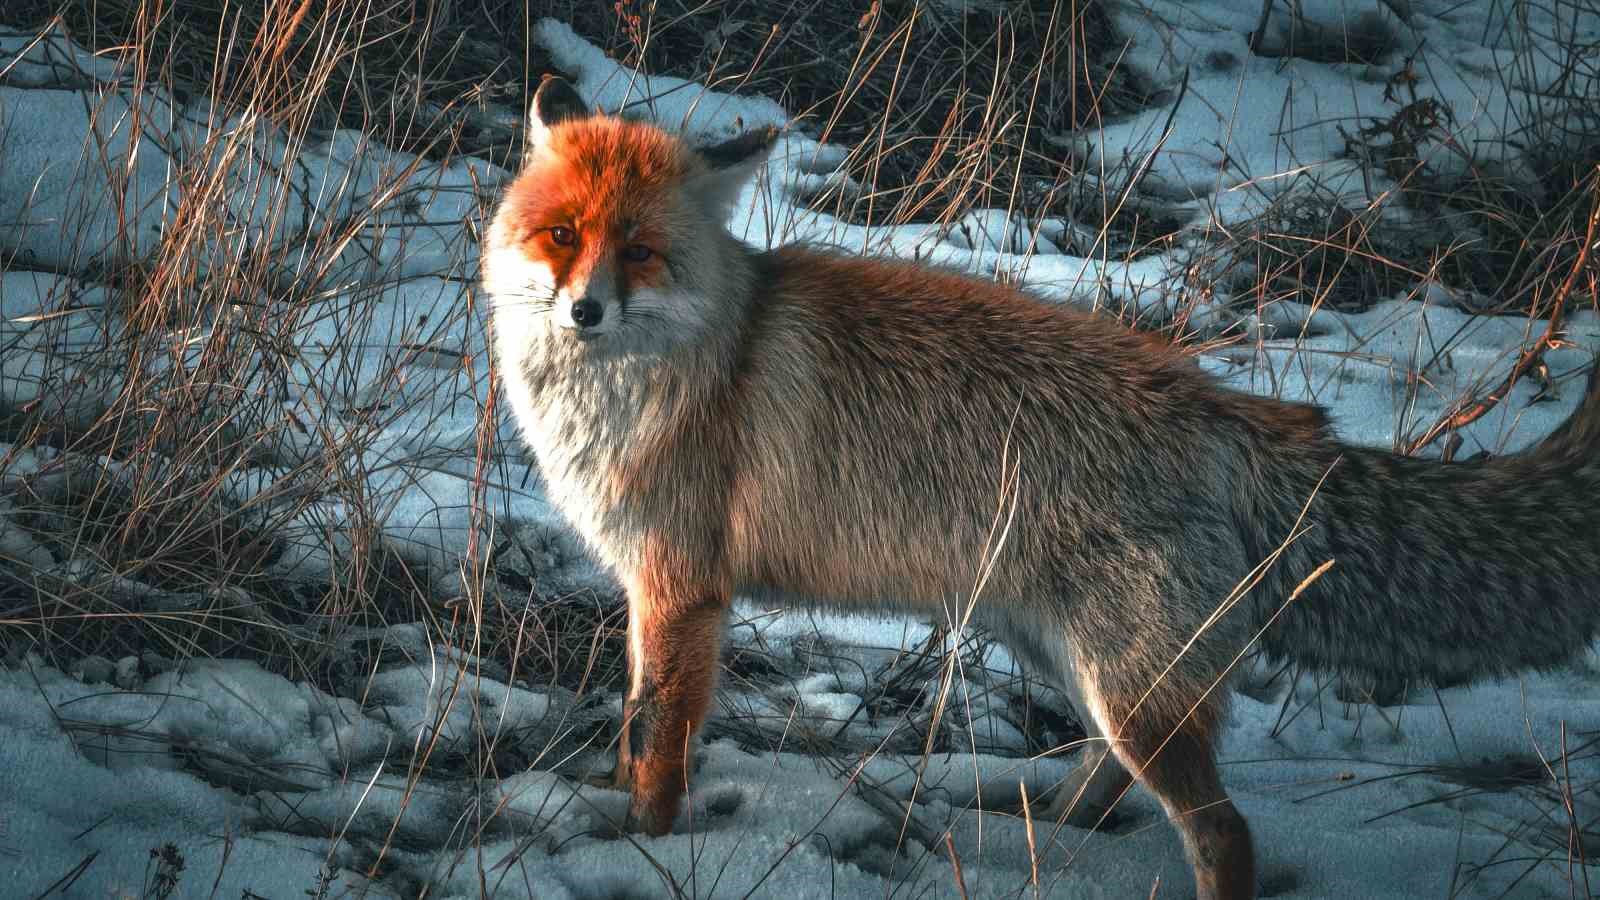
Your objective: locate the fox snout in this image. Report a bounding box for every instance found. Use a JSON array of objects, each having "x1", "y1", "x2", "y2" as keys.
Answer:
[
  {"x1": 553, "y1": 292, "x2": 610, "y2": 336},
  {"x1": 569, "y1": 297, "x2": 604, "y2": 328},
  {"x1": 552, "y1": 263, "x2": 620, "y2": 337}
]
